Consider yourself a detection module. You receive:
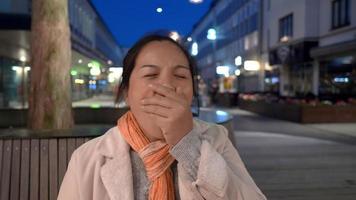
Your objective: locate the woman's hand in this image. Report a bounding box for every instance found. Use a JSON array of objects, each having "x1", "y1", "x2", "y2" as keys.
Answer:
[{"x1": 140, "y1": 83, "x2": 193, "y2": 146}]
